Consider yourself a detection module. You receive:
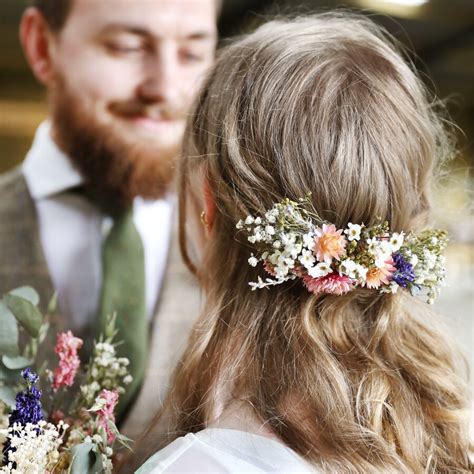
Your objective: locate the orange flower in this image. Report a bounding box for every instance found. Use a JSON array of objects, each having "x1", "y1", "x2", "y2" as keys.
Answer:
[
  {"x1": 365, "y1": 258, "x2": 396, "y2": 289},
  {"x1": 313, "y1": 224, "x2": 347, "y2": 263}
]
